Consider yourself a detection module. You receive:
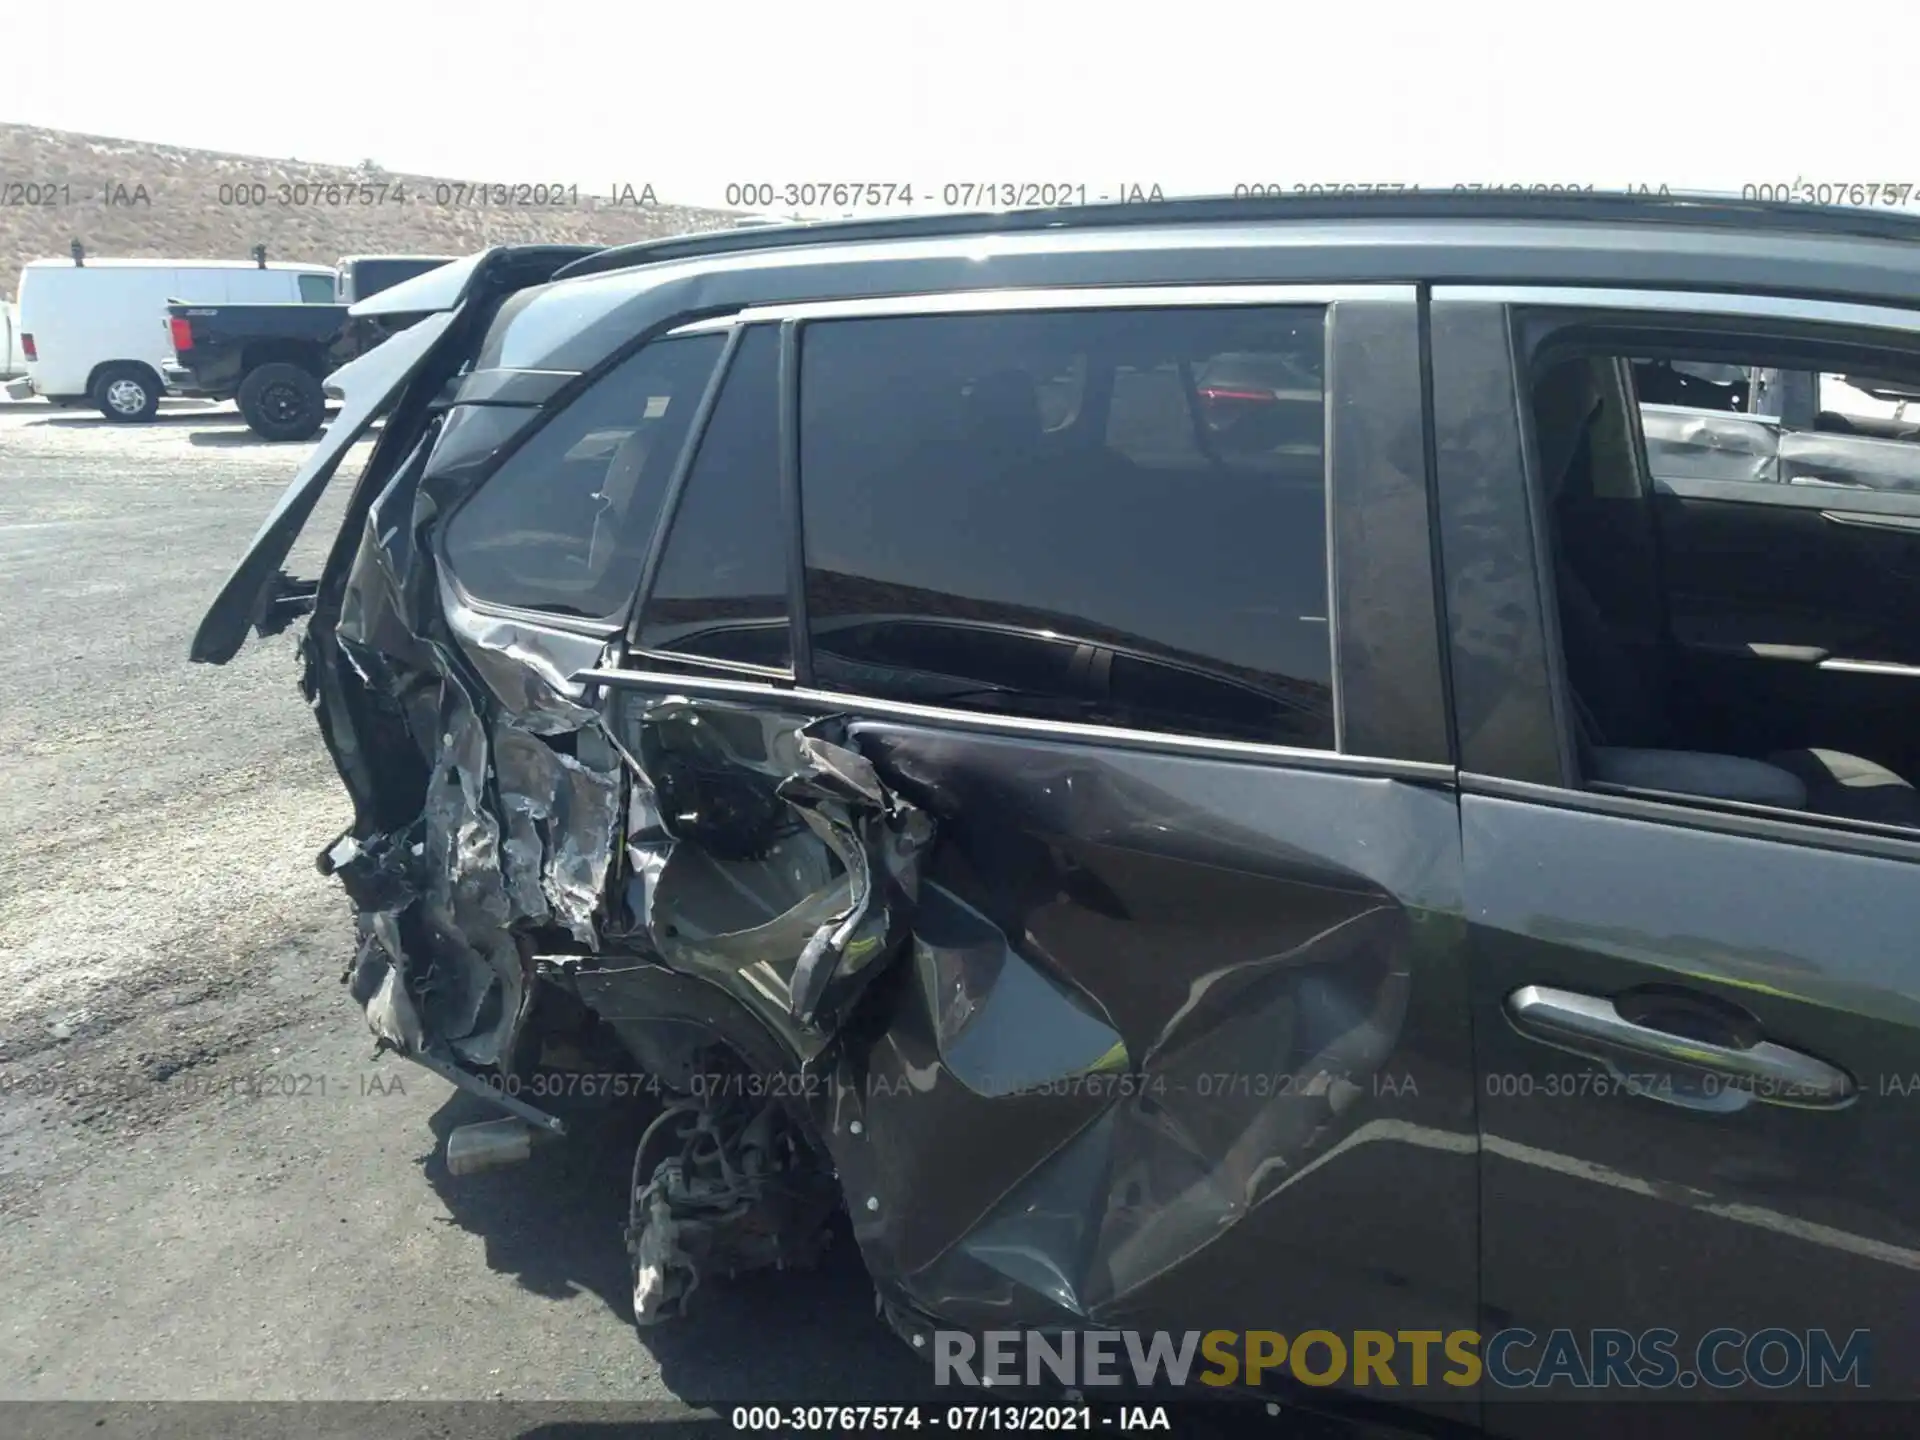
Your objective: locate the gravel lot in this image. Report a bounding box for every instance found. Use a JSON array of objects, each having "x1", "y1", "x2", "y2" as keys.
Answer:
[{"x1": 0, "y1": 400, "x2": 939, "y2": 1418}]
